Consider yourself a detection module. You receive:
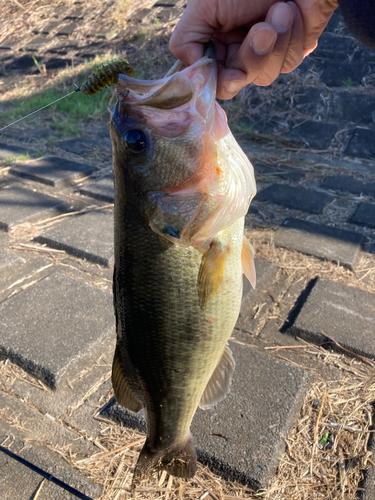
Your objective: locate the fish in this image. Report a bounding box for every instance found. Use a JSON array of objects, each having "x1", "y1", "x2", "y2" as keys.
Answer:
[{"x1": 109, "y1": 44, "x2": 257, "y2": 486}]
